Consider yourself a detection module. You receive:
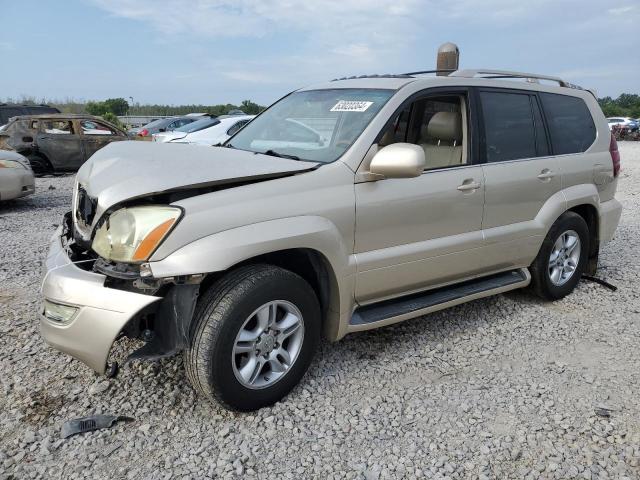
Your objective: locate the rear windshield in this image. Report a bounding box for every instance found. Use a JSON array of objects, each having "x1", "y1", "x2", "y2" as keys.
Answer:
[
  {"x1": 143, "y1": 118, "x2": 174, "y2": 129},
  {"x1": 540, "y1": 93, "x2": 596, "y2": 155},
  {"x1": 176, "y1": 117, "x2": 220, "y2": 133},
  {"x1": 0, "y1": 107, "x2": 24, "y2": 125}
]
